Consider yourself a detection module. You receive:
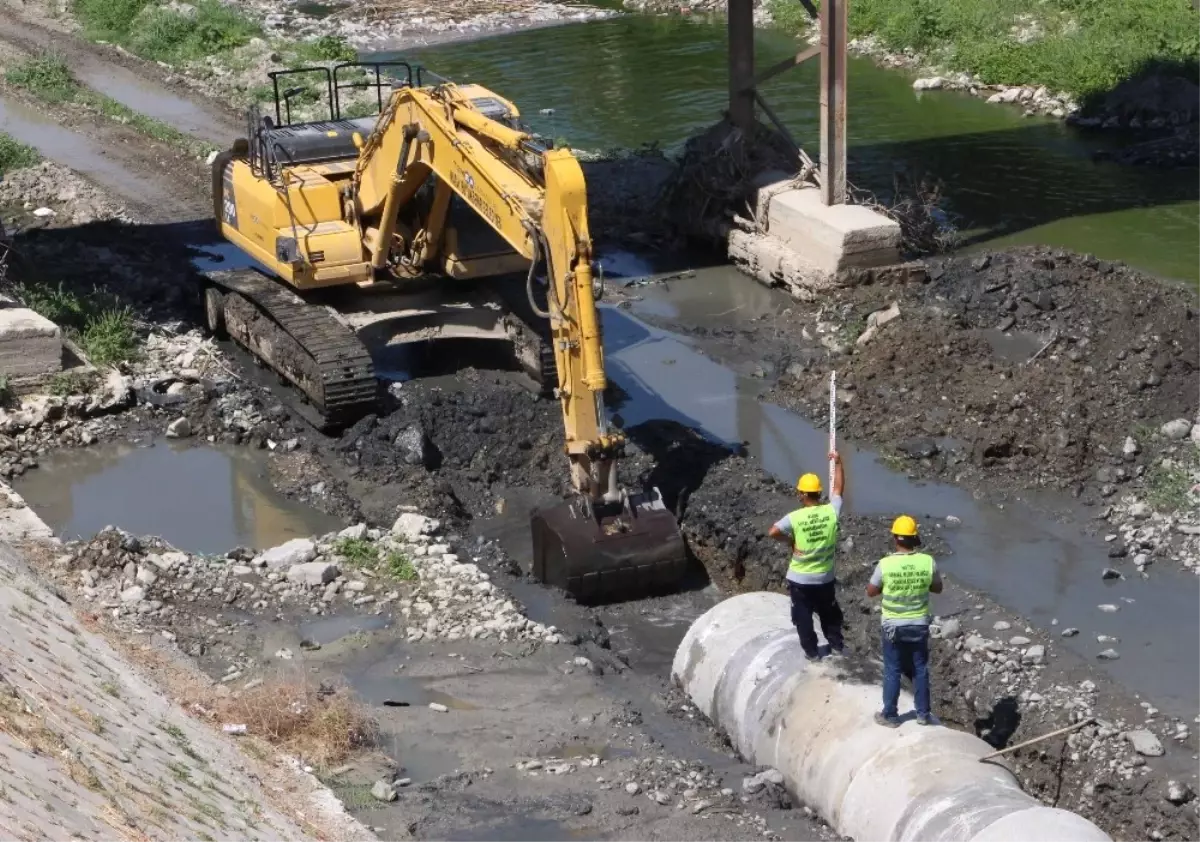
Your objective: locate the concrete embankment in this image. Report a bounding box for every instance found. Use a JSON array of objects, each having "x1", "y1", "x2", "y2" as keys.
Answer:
[
  {"x1": 672, "y1": 592, "x2": 1112, "y2": 842},
  {"x1": 0, "y1": 486, "x2": 363, "y2": 842}
]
